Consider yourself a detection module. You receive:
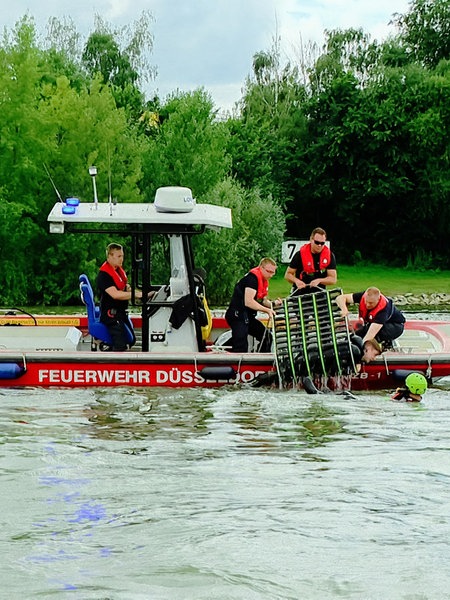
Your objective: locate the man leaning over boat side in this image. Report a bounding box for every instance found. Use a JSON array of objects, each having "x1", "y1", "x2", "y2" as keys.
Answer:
[
  {"x1": 361, "y1": 338, "x2": 383, "y2": 363},
  {"x1": 284, "y1": 227, "x2": 337, "y2": 296},
  {"x1": 335, "y1": 287, "x2": 406, "y2": 350},
  {"x1": 97, "y1": 242, "x2": 140, "y2": 351},
  {"x1": 225, "y1": 257, "x2": 282, "y2": 353}
]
